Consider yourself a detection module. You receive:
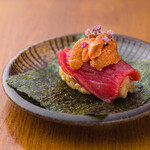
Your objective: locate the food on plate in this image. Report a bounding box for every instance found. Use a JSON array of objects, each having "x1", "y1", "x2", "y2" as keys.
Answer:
[
  {"x1": 57, "y1": 26, "x2": 141, "y2": 103},
  {"x1": 6, "y1": 32, "x2": 150, "y2": 115},
  {"x1": 6, "y1": 56, "x2": 150, "y2": 115}
]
